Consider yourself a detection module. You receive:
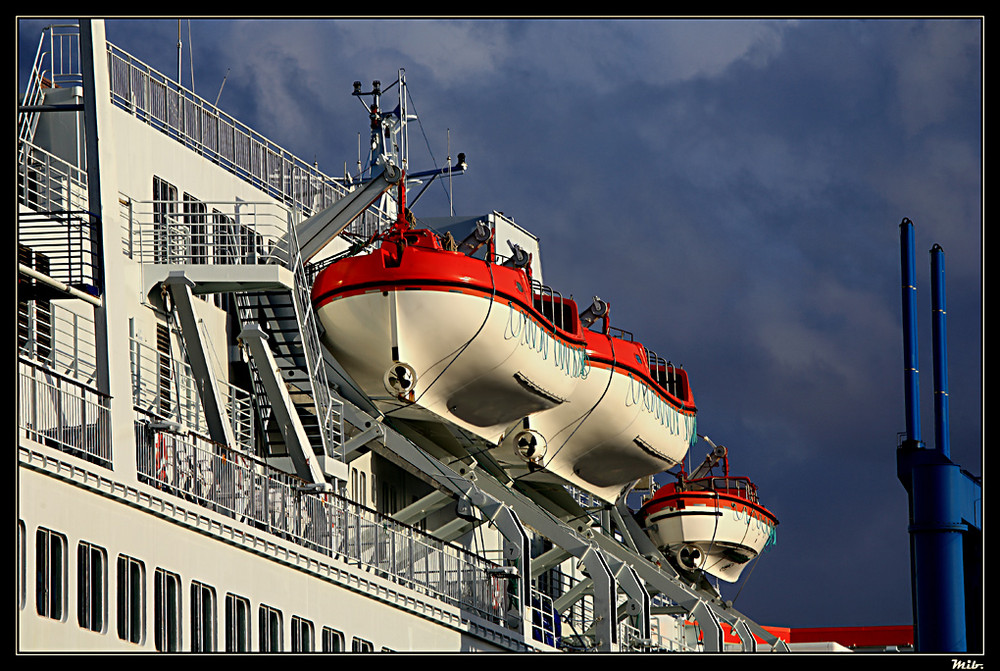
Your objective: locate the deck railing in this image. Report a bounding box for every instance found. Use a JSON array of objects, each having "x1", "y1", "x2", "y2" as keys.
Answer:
[
  {"x1": 134, "y1": 418, "x2": 505, "y2": 624},
  {"x1": 19, "y1": 357, "x2": 112, "y2": 468}
]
